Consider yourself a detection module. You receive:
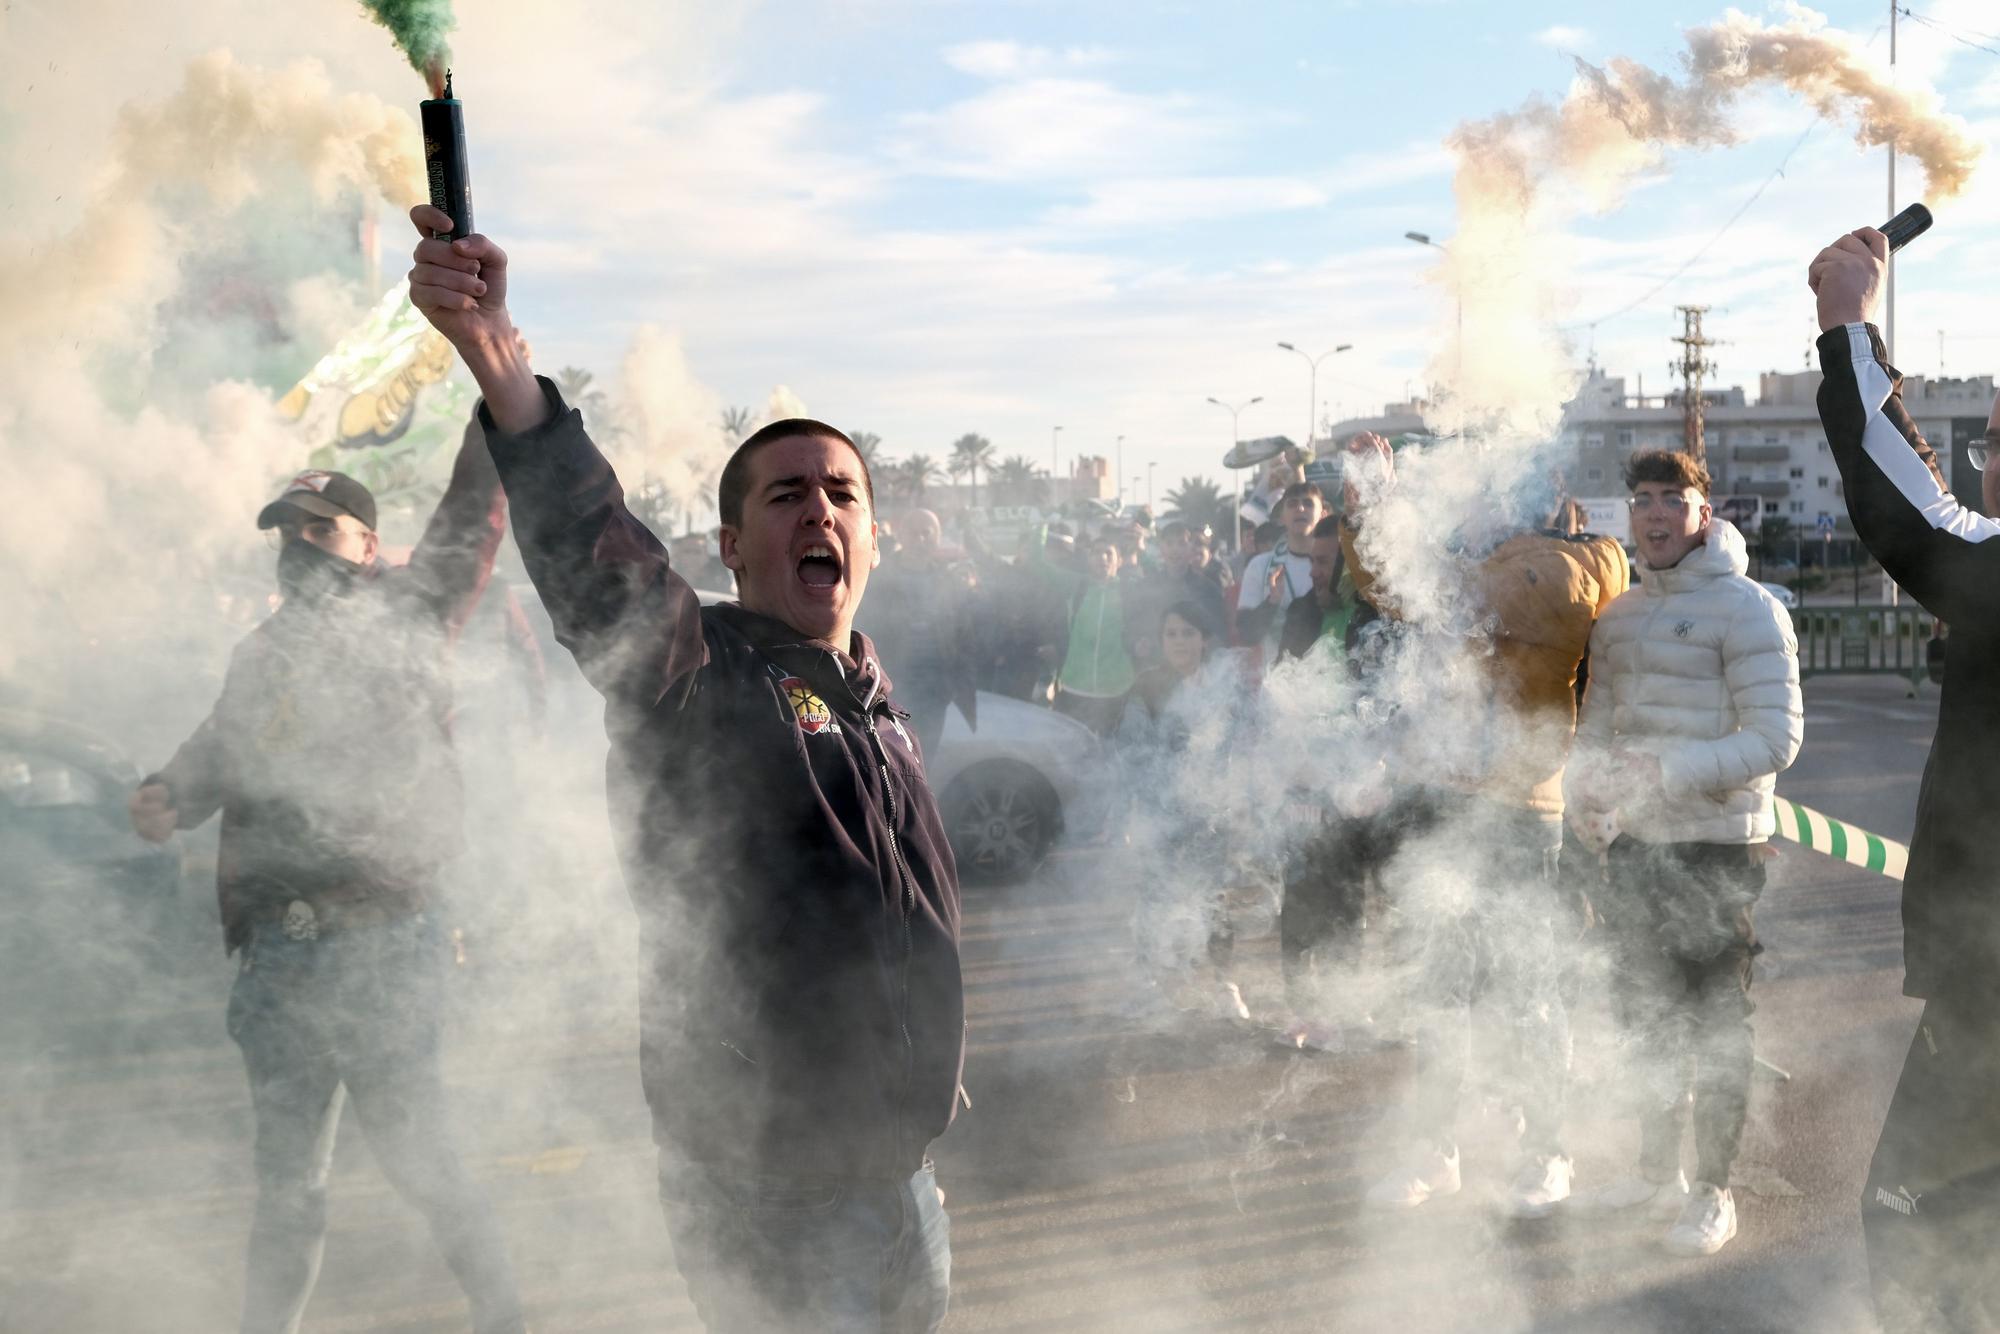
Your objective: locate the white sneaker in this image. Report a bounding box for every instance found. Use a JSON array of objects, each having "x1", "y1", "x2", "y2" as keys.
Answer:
[
  {"x1": 1570, "y1": 1170, "x2": 1690, "y2": 1219},
  {"x1": 1365, "y1": 1140, "x2": 1461, "y2": 1209},
  {"x1": 1663, "y1": 1183, "x2": 1737, "y2": 1256},
  {"x1": 1217, "y1": 981, "x2": 1251, "y2": 1022},
  {"x1": 1504, "y1": 1152, "x2": 1574, "y2": 1219}
]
